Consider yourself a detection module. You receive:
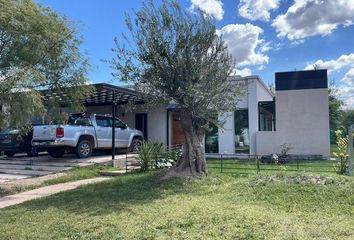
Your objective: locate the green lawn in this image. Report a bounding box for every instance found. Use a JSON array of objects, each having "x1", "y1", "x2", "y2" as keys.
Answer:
[
  {"x1": 0, "y1": 171, "x2": 353, "y2": 239},
  {"x1": 208, "y1": 158, "x2": 340, "y2": 175}
]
